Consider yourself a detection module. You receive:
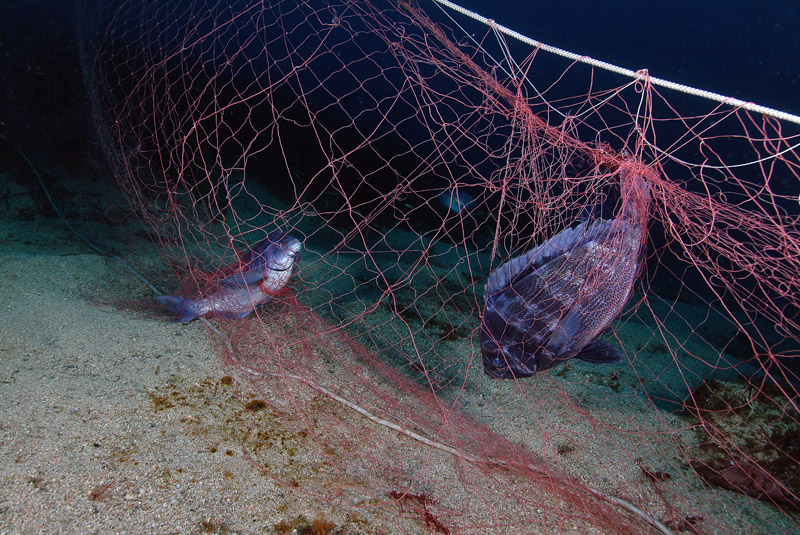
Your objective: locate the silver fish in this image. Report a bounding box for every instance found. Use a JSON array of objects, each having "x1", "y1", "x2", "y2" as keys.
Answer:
[
  {"x1": 480, "y1": 169, "x2": 650, "y2": 378},
  {"x1": 157, "y1": 230, "x2": 302, "y2": 323}
]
